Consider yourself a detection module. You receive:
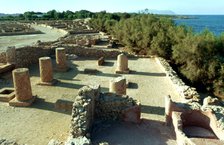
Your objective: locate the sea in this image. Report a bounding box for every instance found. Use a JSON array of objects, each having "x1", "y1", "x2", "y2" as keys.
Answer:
[{"x1": 174, "y1": 15, "x2": 224, "y2": 36}]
